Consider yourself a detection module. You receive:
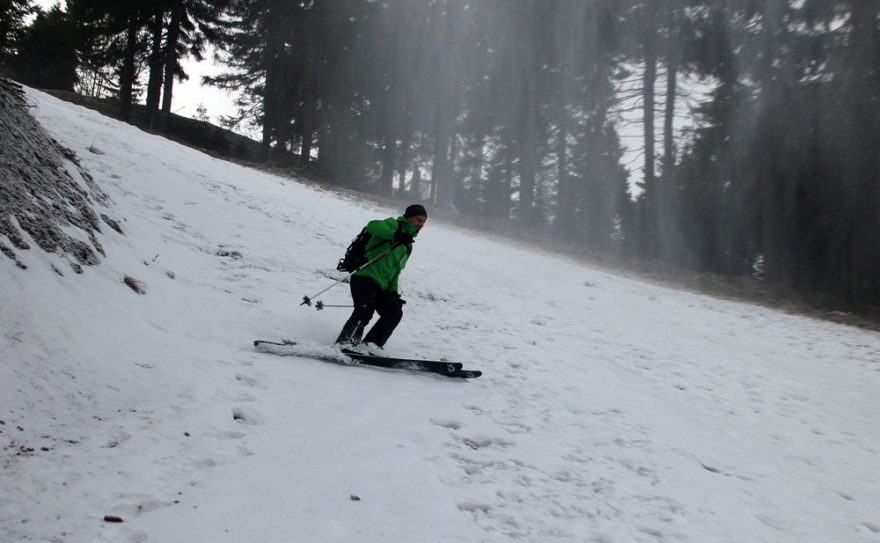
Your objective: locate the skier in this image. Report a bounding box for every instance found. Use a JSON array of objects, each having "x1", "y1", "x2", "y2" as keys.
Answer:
[{"x1": 335, "y1": 204, "x2": 428, "y2": 352}]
